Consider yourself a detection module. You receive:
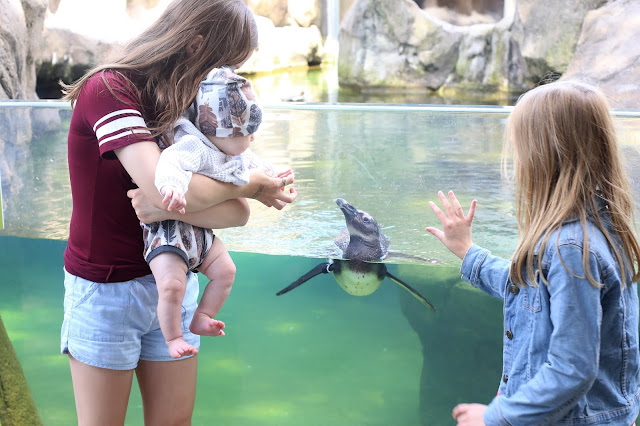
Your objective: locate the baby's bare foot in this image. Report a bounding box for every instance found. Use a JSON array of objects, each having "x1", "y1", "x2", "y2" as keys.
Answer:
[
  {"x1": 190, "y1": 313, "x2": 226, "y2": 337},
  {"x1": 166, "y1": 337, "x2": 198, "y2": 359}
]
